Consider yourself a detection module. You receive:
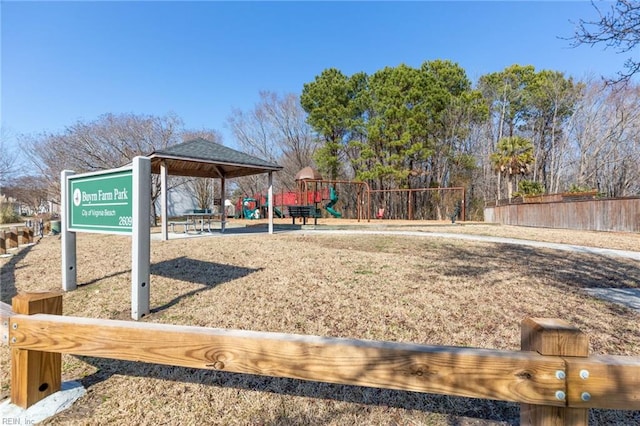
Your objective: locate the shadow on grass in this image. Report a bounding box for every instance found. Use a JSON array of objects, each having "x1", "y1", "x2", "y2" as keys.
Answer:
[
  {"x1": 0, "y1": 243, "x2": 37, "y2": 304},
  {"x1": 224, "y1": 224, "x2": 305, "y2": 233},
  {"x1": 78, "y1": 269, "x2": 131, "y2": 287},
  {"x1": 437, "y1": 242, "x2": 640, "y2": 290},
  {"x1": 149, "y1": 256, "x2": 262, "y2": 314},
  {"x1": 75, "y1": 356, "x2": 520, "y2": 425},
  {"x1": 322, "y1": 236, "x2": 640, "y2": 290}
]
